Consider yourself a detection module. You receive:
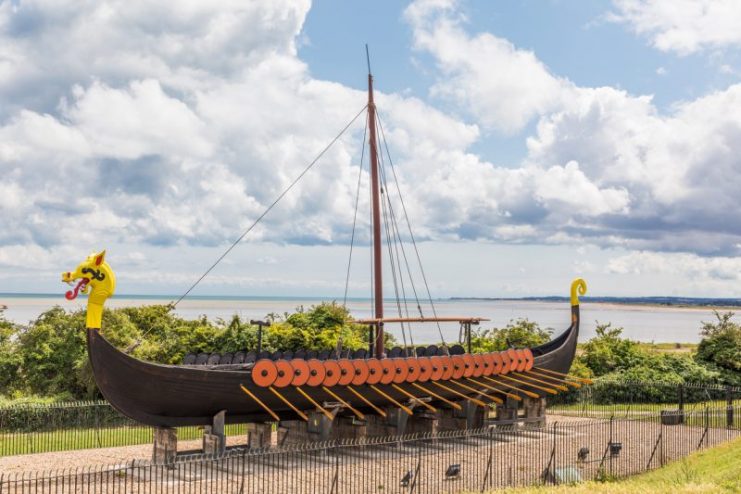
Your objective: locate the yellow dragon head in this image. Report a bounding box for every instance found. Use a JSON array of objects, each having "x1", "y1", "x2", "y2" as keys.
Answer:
[{"x1": 62, "y1": 250, "x2": 116, "y2": 329}]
